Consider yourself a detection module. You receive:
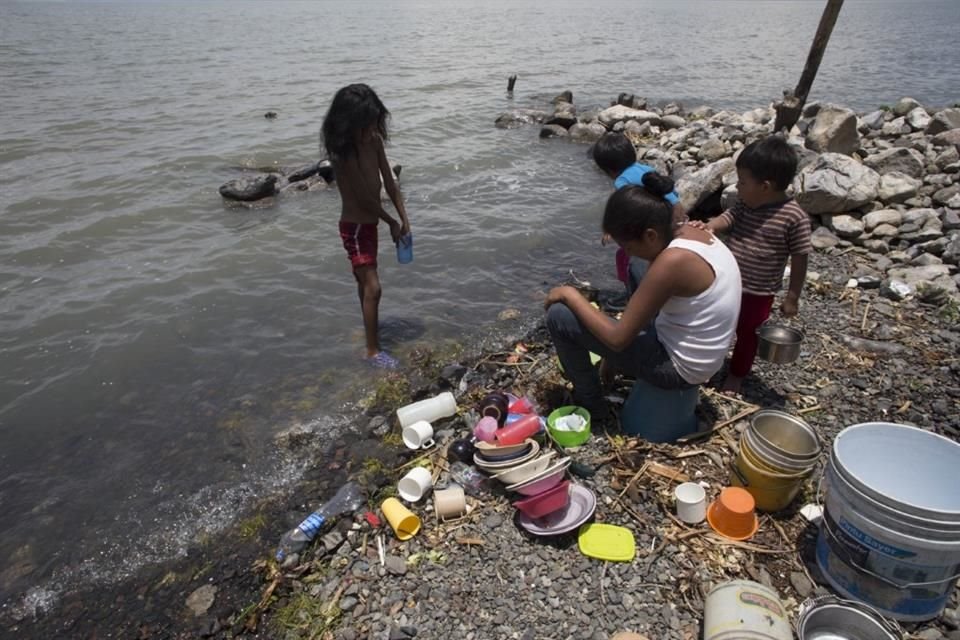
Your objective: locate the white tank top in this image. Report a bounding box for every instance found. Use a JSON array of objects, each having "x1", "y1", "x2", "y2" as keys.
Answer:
[{"x1": 654, "y1": 236, "x2": 742, "y2": 384}]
